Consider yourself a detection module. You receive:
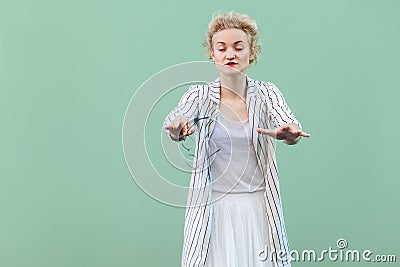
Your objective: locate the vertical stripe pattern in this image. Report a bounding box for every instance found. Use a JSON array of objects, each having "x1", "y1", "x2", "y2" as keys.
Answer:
[{"x1": 163, "y1": 76, "x2": 300, "y2": 267}]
